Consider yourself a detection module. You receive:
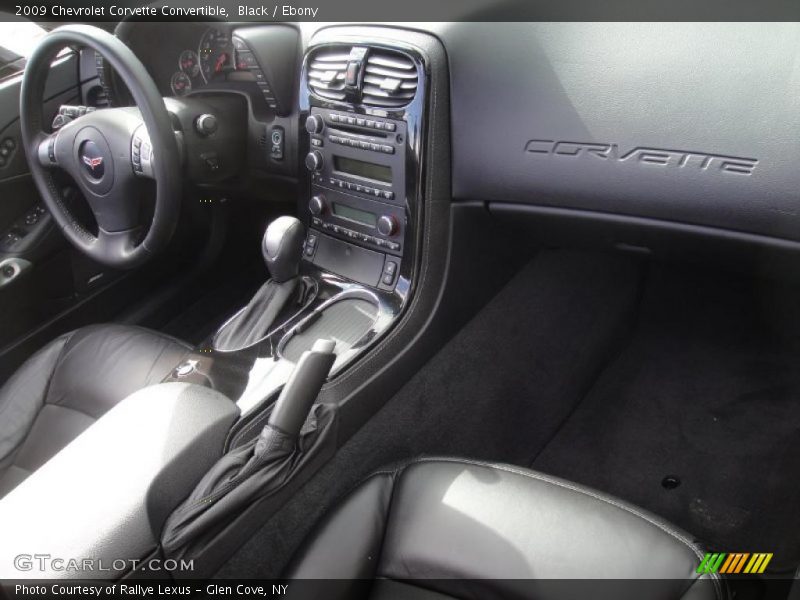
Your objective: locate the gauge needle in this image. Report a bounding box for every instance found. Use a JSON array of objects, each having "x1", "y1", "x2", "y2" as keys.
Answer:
[{"x1": 215, "y1": 53, "x2": 227, "y2": 73}]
